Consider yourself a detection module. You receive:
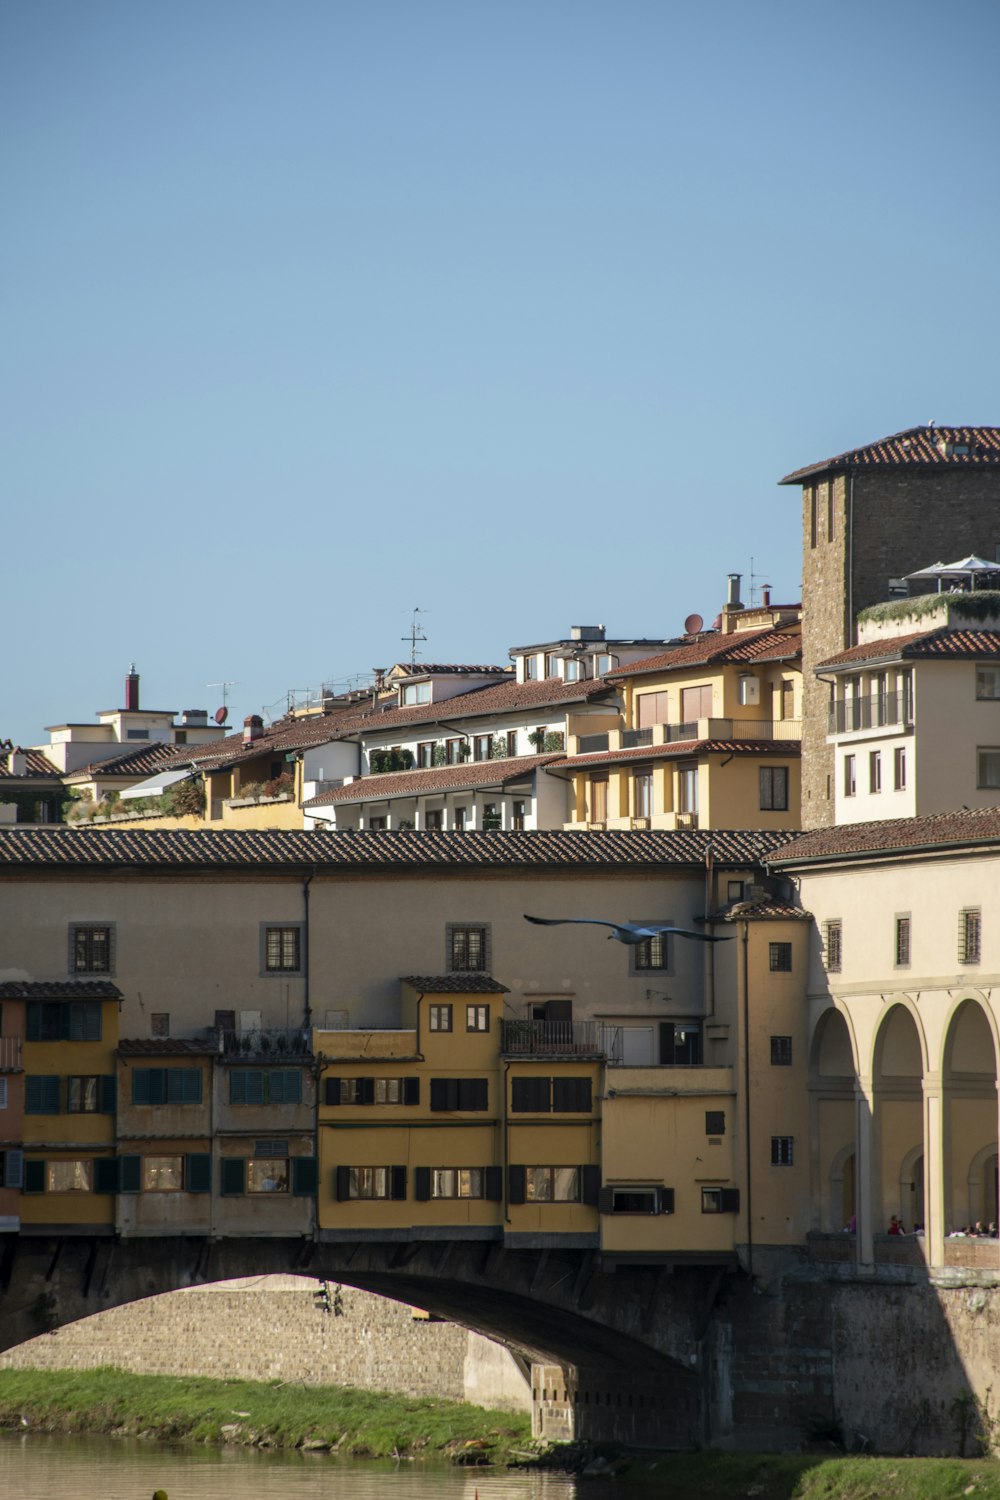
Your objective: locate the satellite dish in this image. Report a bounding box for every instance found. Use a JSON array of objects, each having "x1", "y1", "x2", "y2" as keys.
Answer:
[
  {"x1": 684, "y1": 613, "x2": 704, "y2": 635},
  {"x1": 214, "y1": 706, "x2": 229, "y2": 725}
]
